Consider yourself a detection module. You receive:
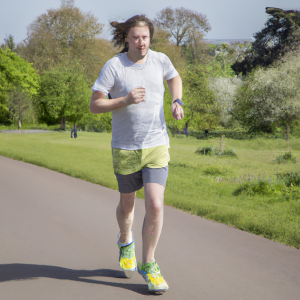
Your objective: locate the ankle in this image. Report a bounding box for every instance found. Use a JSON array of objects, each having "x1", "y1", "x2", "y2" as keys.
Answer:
[
  {"x1": 119, "y1": 233, "x2": 133, "y2": 245},
  {"x1": 142, "y1": 258, "x2": 155, "y2": 266}
]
